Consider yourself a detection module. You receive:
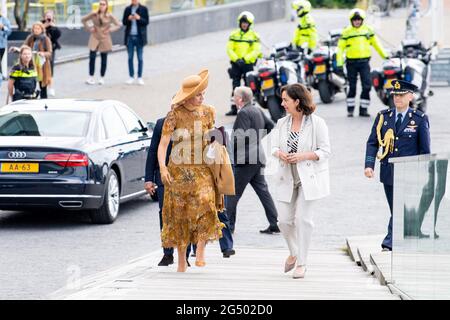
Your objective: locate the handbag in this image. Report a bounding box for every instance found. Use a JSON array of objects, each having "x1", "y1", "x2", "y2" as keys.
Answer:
[{"x1": 206, "y1": 140, "x2": 236, "y2": 196}]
